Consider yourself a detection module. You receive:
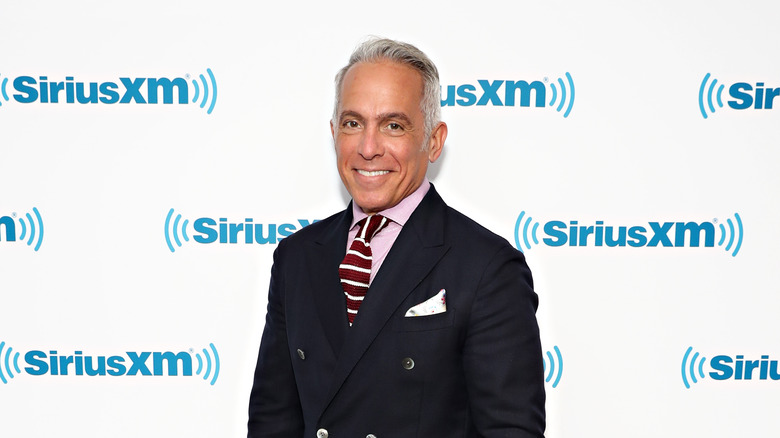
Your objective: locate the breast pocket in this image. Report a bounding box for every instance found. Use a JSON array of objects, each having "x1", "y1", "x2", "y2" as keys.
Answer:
[{"x1": 392, "y1": 309, "x2": 456, "y2": 332}]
